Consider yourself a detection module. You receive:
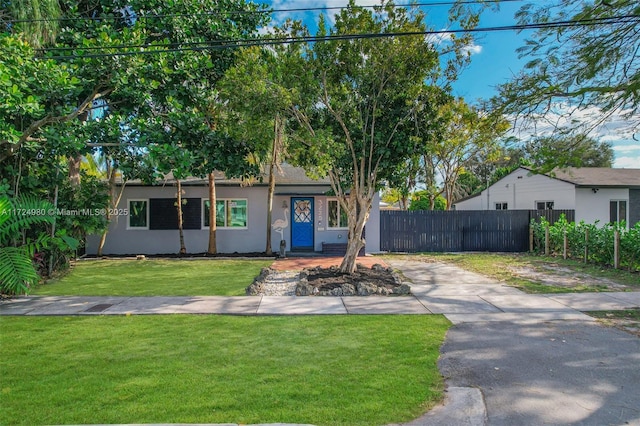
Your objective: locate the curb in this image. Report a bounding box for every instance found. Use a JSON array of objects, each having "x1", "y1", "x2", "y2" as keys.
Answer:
[{"x1": 397, "y1": 386, "x2": 487, "y2": 426}]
